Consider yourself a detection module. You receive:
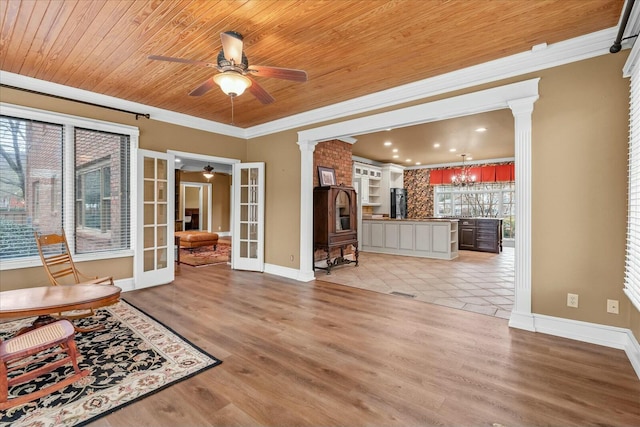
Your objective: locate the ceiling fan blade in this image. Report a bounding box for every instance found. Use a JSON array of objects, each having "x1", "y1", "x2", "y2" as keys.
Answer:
[
  {"x1": 248, "y1": 65, "x2": 308, "y2": 82},
  {"x1": 220, "y1": 31, "x2": 244, "y2": 64},
  {"x1": 188, "y1": 77, "x2": 217, "y2": 96},
  {"x1": 246, "y1": 76, "x2": 275, "y2": 104},
  {"x1": 148, "y1": 55, "x2": 213, "y2": 67}
]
